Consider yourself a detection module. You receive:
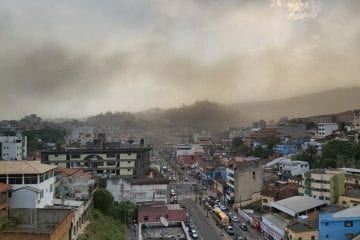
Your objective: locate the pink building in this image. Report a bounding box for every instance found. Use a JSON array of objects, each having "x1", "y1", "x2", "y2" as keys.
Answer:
[{"x1": 137, "y1": 204, "x2": 187, "y2": 223}]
